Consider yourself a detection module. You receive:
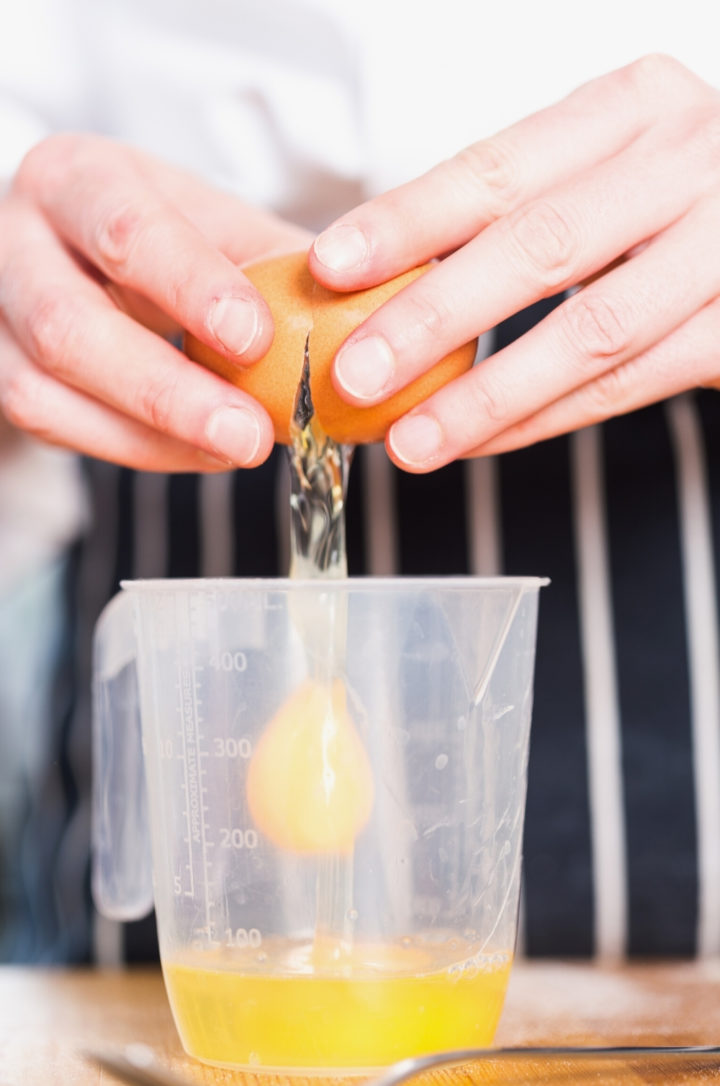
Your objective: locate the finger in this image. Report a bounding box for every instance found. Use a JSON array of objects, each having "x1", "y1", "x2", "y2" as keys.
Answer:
[
  {"x1": 310, "y1": 54, "x2": 713, "y2": 287},
  {"x1": 14, "y1": 134, "x2": 274, "y2": 363},
  {"x1": 328, "y1": 119, "x2": 720, "y2": 408},
  {"x1": 0, "y1": 321, "x2": 231, "y2": 472},
  {"x1": 383, "y1": 194, "x2": 720, "y2": 471},
  {"x1": 0, "y1": 205, "x2": 275, "y2": 468},
  {"x1": 465, "y1": 298, "x2": 720, "y2": 456},
  {"x1": 75, "y1": 149, "x2": 313, "y2": 337}
]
